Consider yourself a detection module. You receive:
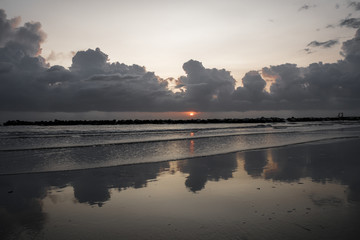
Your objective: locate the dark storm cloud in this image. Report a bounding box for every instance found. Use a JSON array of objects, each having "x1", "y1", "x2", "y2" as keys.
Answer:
[
  {"x1": 175, "y1": 60, "x2": 236, "y2": 111},
  {"x1": 262, "y1": 64, "x2": 310, "y2": 109},
  {"x1": 0, "y1": 9, "x2": 46, "y2": 58},
  {"x1": 0, "y1": 9, "x2": 179, "y2": 112},
  {"x1": 232, "y1": 71, "x2": 269, "y2": 107},
  {"x1": 340, "y1": 18, "x2": 360, "y2": 28},
  {"x1": 307, "y1": 40, "x2": 339, "y2": 48},
  {"x1": 260, "y1": 29, "x2": 360, "y2": 110},
  {"x1": 341, "y1": 27, "x2": 360, "y2": 63},
  {"x1": 0, "y1": 9, "x2": 21, "y2": 45},
  {"x1": 32, "y1": 48, "x2": 179, "y2": 112},
  {"x1": 70, "y1": 48, "x2": 109, "y2": 75},
  {"x1": 349, "y1": 1, "x2": 360, "y2": 11},
  {"x1": 1, "y1": 9, "x2": 360, "y2": 113}
]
